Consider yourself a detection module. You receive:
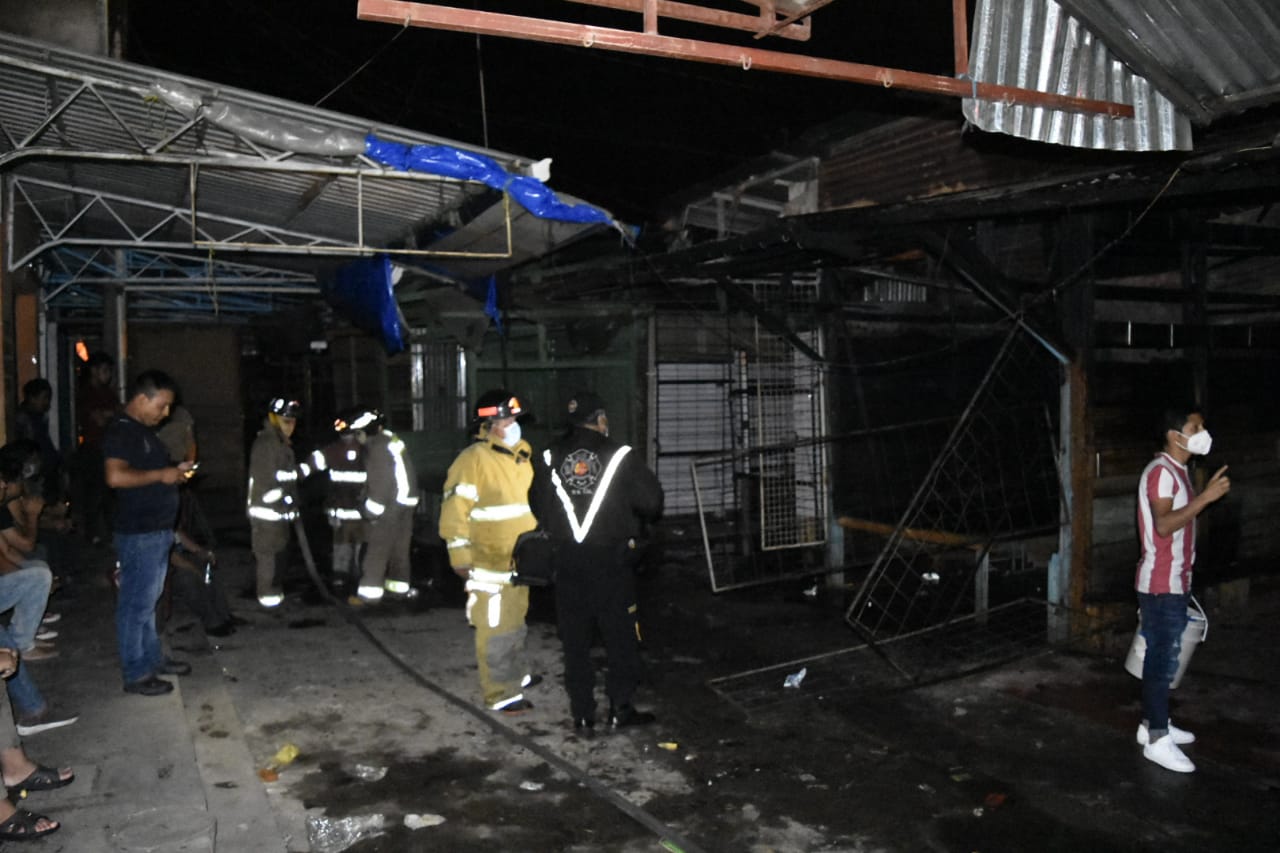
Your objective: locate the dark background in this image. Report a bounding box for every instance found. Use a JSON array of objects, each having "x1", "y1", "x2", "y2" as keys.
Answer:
[{"x1": 124, "y1": 0, "x2": 959, "y2": 222}]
